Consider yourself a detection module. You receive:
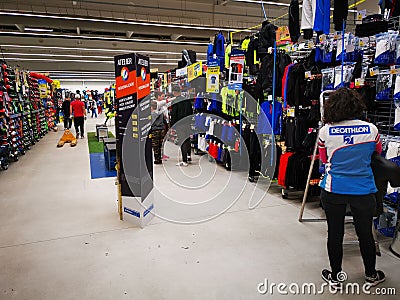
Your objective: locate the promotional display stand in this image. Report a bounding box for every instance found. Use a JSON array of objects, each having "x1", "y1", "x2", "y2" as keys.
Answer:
[{"x1": 114, "y1": 53, "x2": 153, "y2": 228}]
